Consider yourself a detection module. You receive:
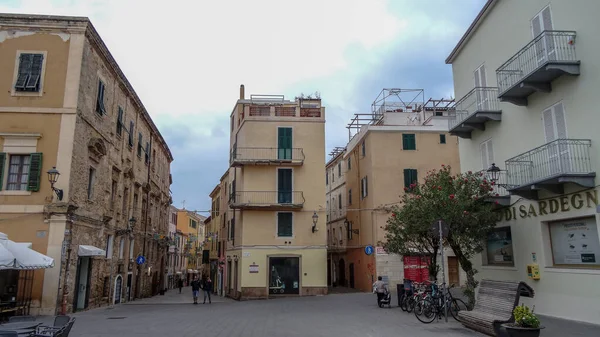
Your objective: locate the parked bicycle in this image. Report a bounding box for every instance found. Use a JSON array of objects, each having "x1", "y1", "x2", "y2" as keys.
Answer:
[{"x1": 414, "y1": 282, "x2": 469, "y2": 323}]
